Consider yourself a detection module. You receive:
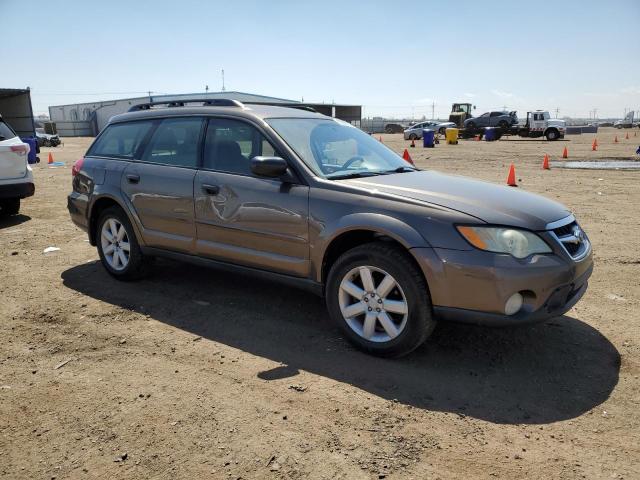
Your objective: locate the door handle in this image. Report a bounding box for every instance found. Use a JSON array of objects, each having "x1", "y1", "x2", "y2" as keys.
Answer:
[
  {"x1": 126, "y1": 174, "x2": 140, "y2": 184},
  {"x1": 202, "y1": 184, "x2": 220, "y2": 195}
]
